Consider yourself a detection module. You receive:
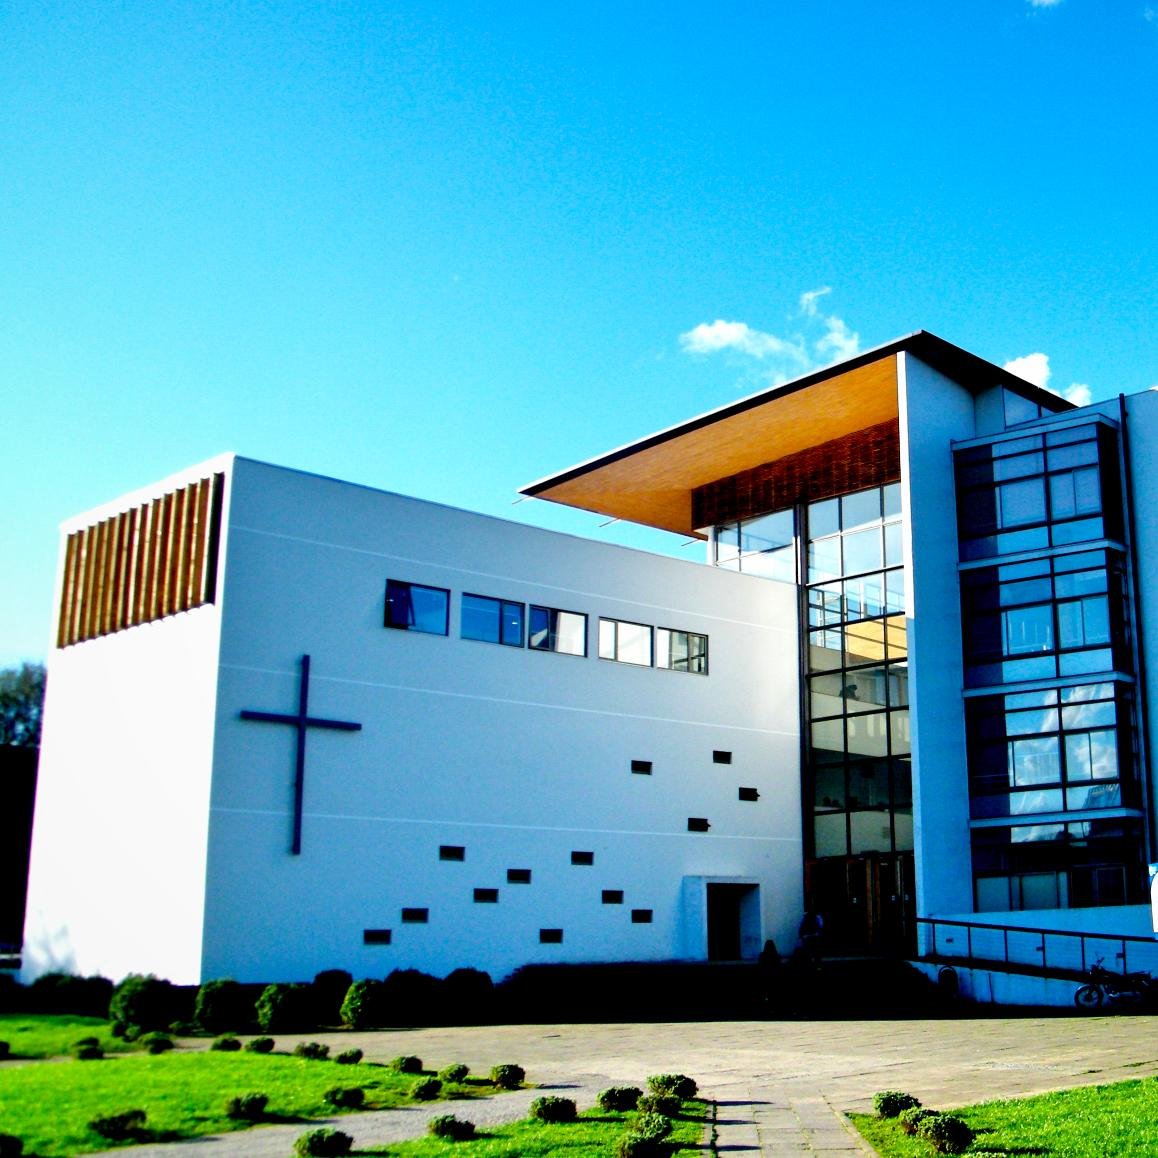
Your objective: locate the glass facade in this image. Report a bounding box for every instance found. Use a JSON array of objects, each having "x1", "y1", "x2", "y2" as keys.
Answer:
[{"x1": 954, "y1": 420, "x2": 1145, "y2": 912}]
